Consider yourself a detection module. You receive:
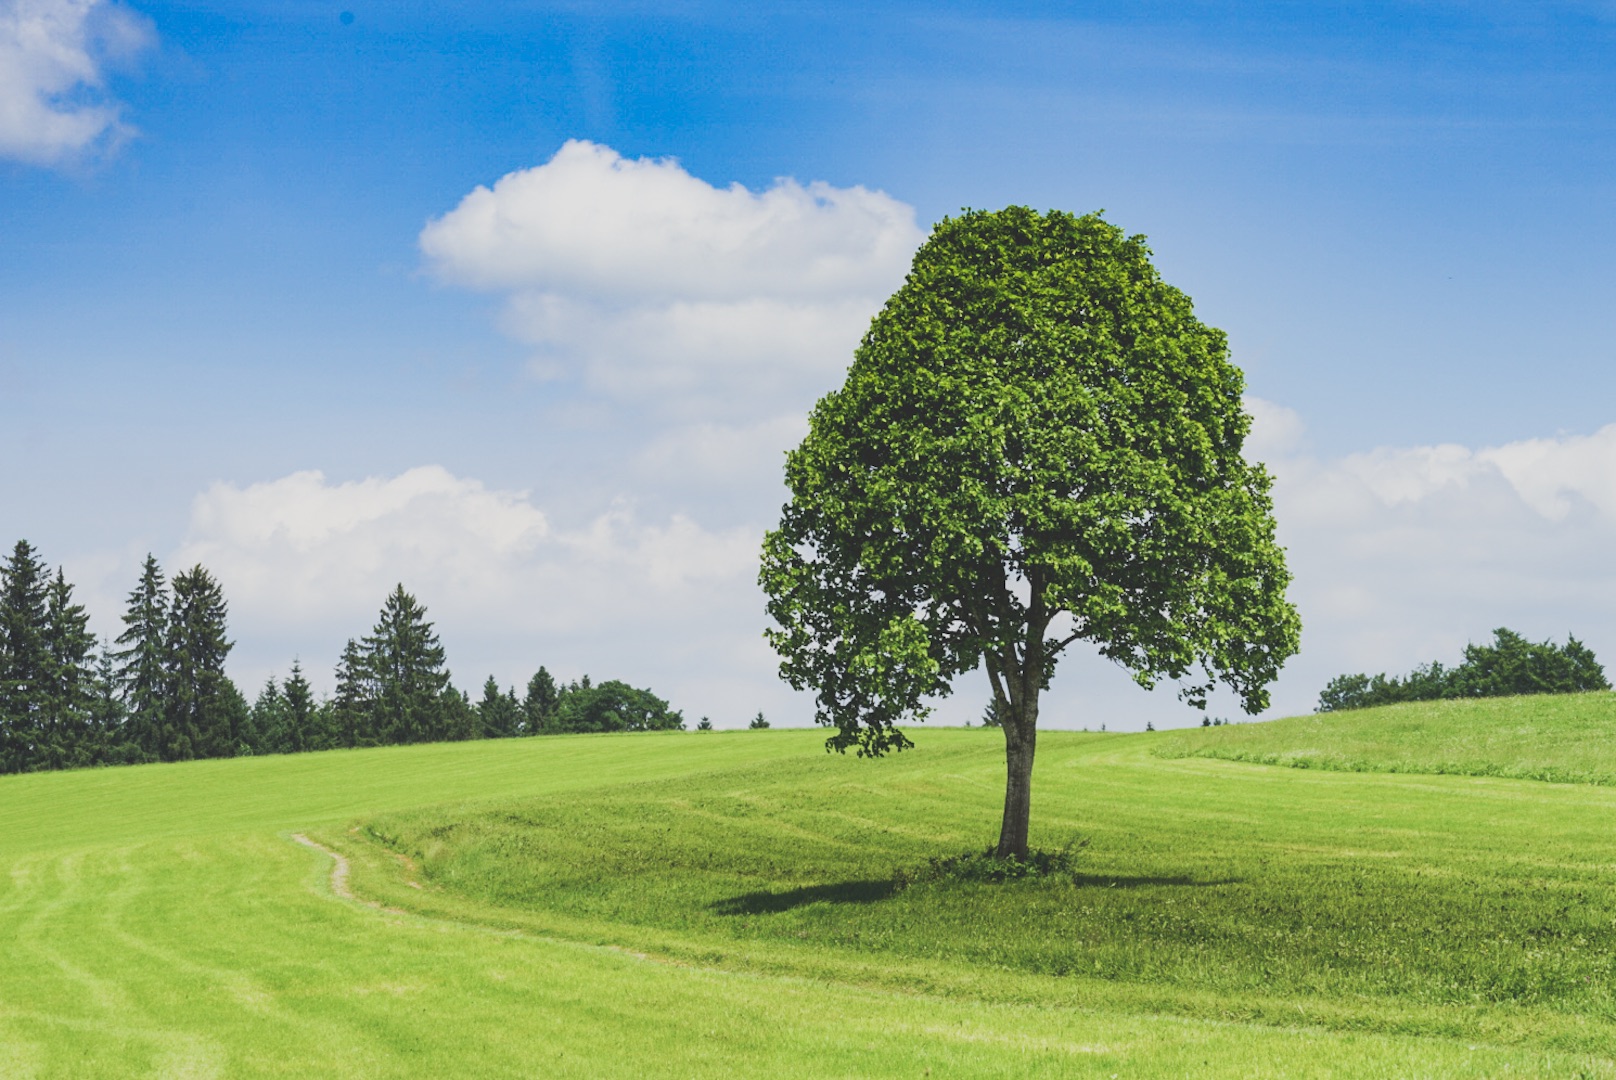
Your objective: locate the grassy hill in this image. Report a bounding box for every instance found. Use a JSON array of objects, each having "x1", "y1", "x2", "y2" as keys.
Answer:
[
  {"x1": 3, "y1": 698, "x2": 1616, "y2": 1076},
  {"x1": 1155, "y1": 690, "x2": 1616, "y2": 784}
]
